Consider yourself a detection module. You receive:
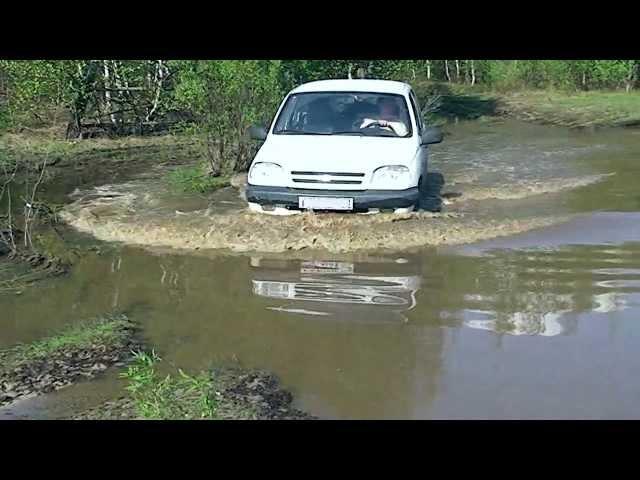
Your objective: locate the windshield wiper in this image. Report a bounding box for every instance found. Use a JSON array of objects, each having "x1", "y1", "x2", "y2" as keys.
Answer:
[
  {"x1": 331, "y1": 131, "x2": 364, "y2": 136},
  {"x1": 274, "y1": 129, "x2": 330, "y2": 135}
]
